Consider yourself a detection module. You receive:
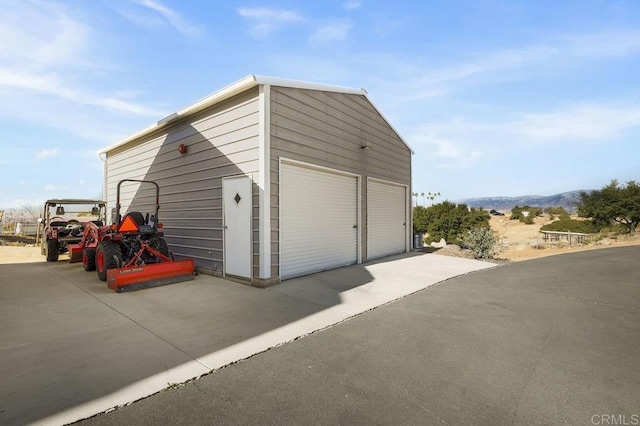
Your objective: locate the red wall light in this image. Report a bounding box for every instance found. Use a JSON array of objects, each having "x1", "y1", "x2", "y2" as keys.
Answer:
[{"x1": 178, "y1": 144, "x2": 187, "y2": 154}]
